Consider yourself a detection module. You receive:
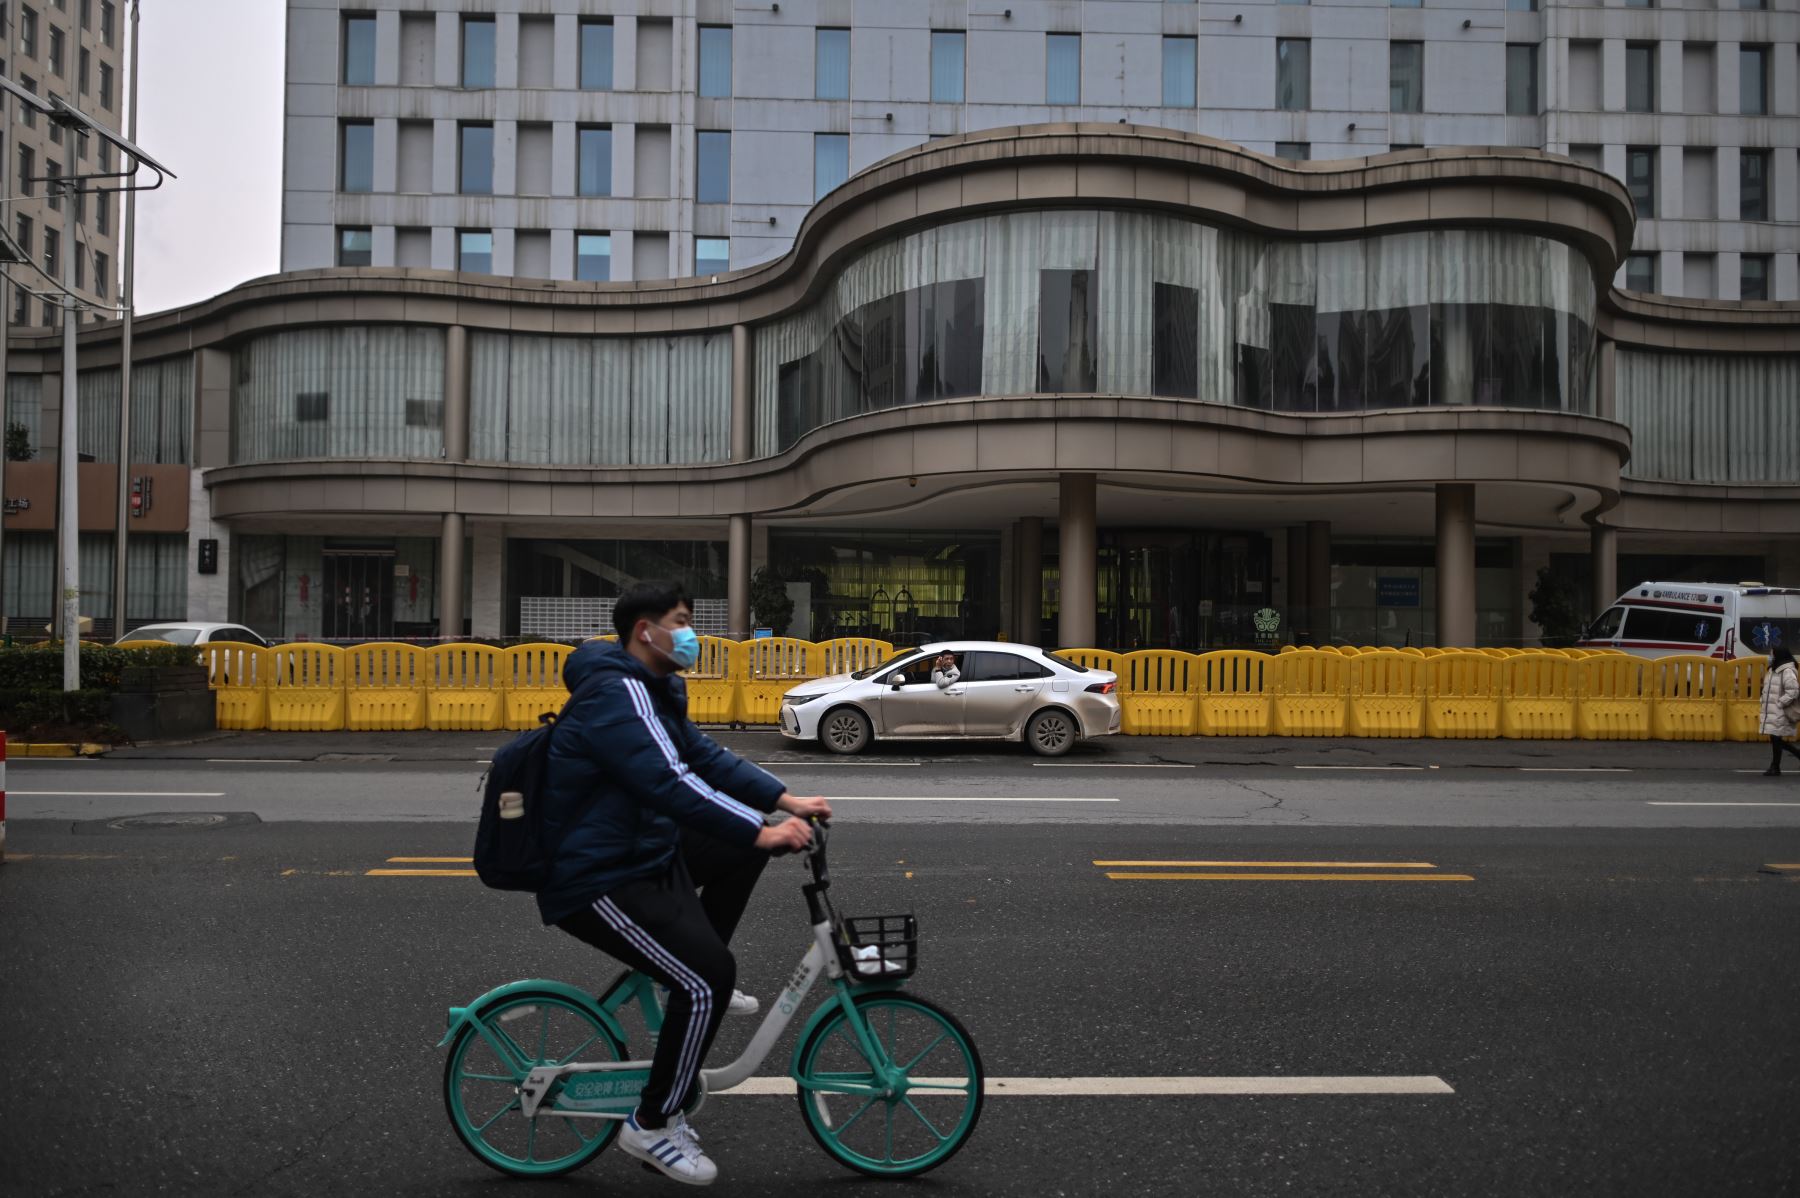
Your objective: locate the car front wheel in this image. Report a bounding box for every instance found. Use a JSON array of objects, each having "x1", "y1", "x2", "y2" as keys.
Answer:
[
  {"x1": 1026, "y1": 709, "x2": 1077, "y2": 757},
  {"x1": 819, "y1": 707, "x2": 873, "y2": 756}
]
